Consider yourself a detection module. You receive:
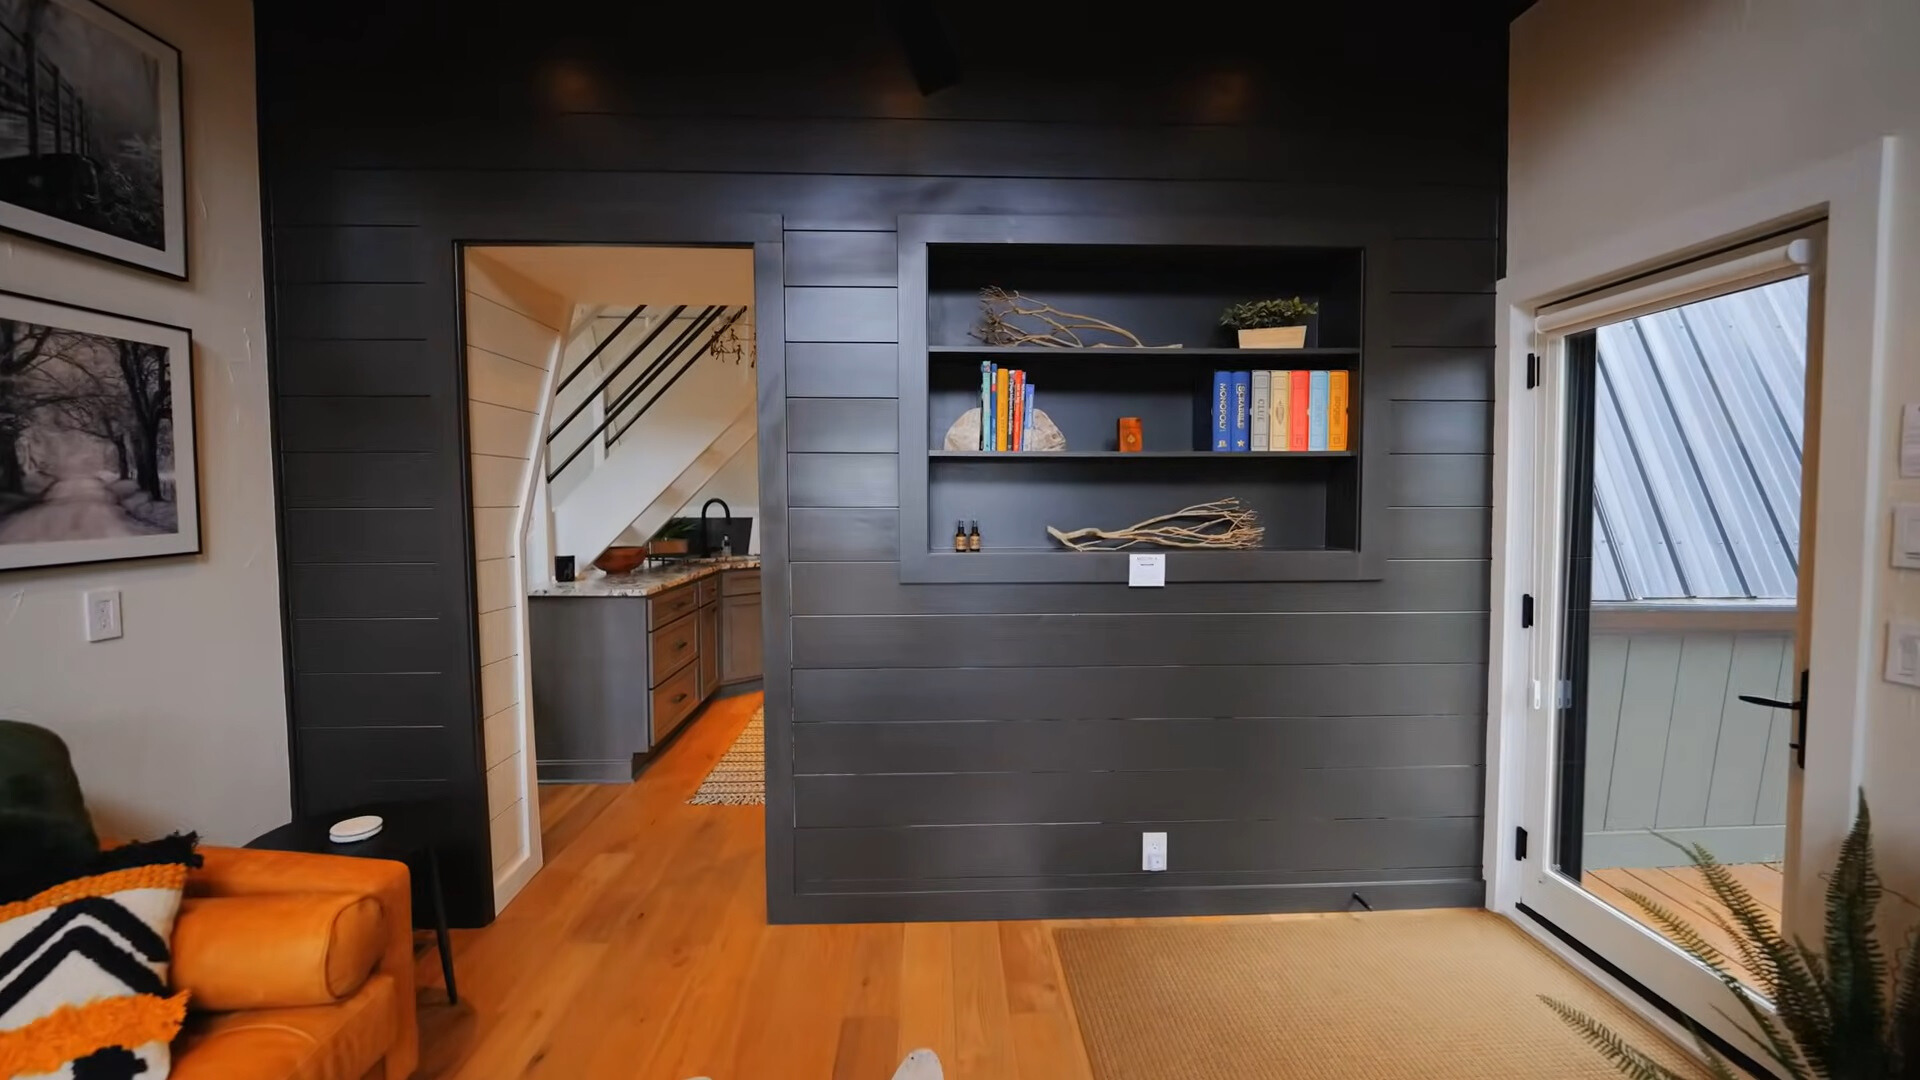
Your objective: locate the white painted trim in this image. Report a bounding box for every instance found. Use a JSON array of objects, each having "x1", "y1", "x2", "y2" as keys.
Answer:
[
  {"x1": 1486, "y1": 137, "x2": 1896, "y2": 1055},
  {"x1": 492, "y1": 330, "x2": 565, "y2": 915}
]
